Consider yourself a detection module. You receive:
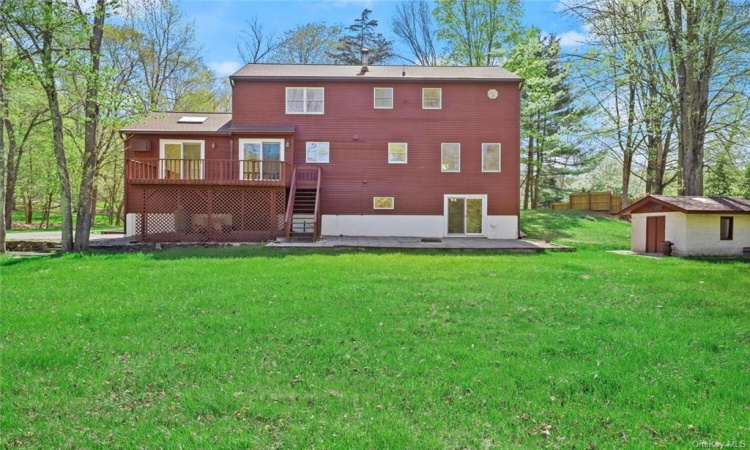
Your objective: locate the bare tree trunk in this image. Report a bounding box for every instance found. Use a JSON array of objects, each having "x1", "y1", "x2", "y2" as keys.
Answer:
[
  {"x1": 40, "y1": 192, "x2": 53, "y2": 229},
  {"x1": 523, "y1": 135, "x2": 534, "y2": 209},
  {"x1": 0, "y1": 75, "x2": 6, "y2": 253},
  {"x1": 24, "y1": 195, "x2": 32, "y2": 224},
  {"x1": 622, "y1": 81, "x2": 637, "y2": 208},
  {"x1": 73, "y1": 0, "x2": 106, "y2": 251}
]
